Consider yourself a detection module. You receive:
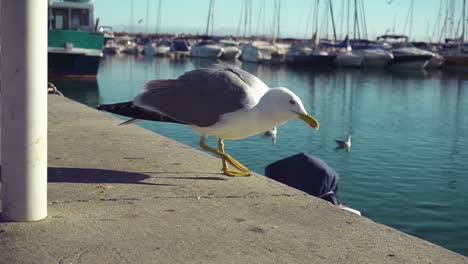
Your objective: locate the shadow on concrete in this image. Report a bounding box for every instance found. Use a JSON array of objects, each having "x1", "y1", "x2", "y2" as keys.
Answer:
[
  {"x1": 142, "y1": 171, "x2": 228, "y2": 181},
  {"x1": 47, "y1": 167, "x2": 177, "y2": 186},
  {"x1": 151, "y1": 176, "x2": 227, "y2": 181},
  {"x1": 0, "y1": 166, "x2": 176, "y2": 186}
]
